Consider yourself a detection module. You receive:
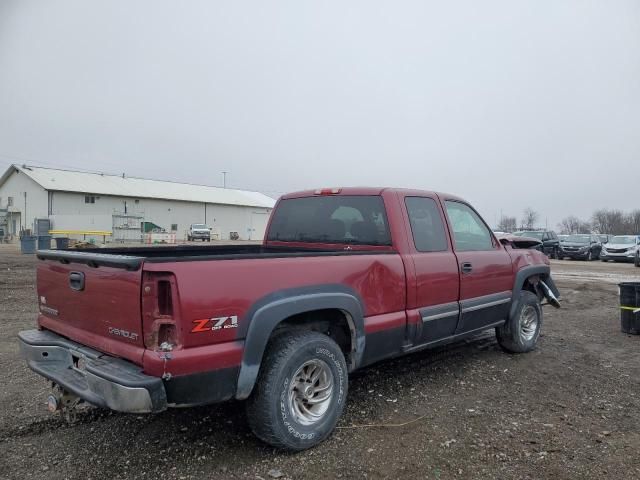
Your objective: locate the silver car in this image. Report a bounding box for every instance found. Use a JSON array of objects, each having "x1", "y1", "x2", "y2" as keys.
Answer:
[{"x1": 600, "y1": 235, "x2": 640, "y2": 263}]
